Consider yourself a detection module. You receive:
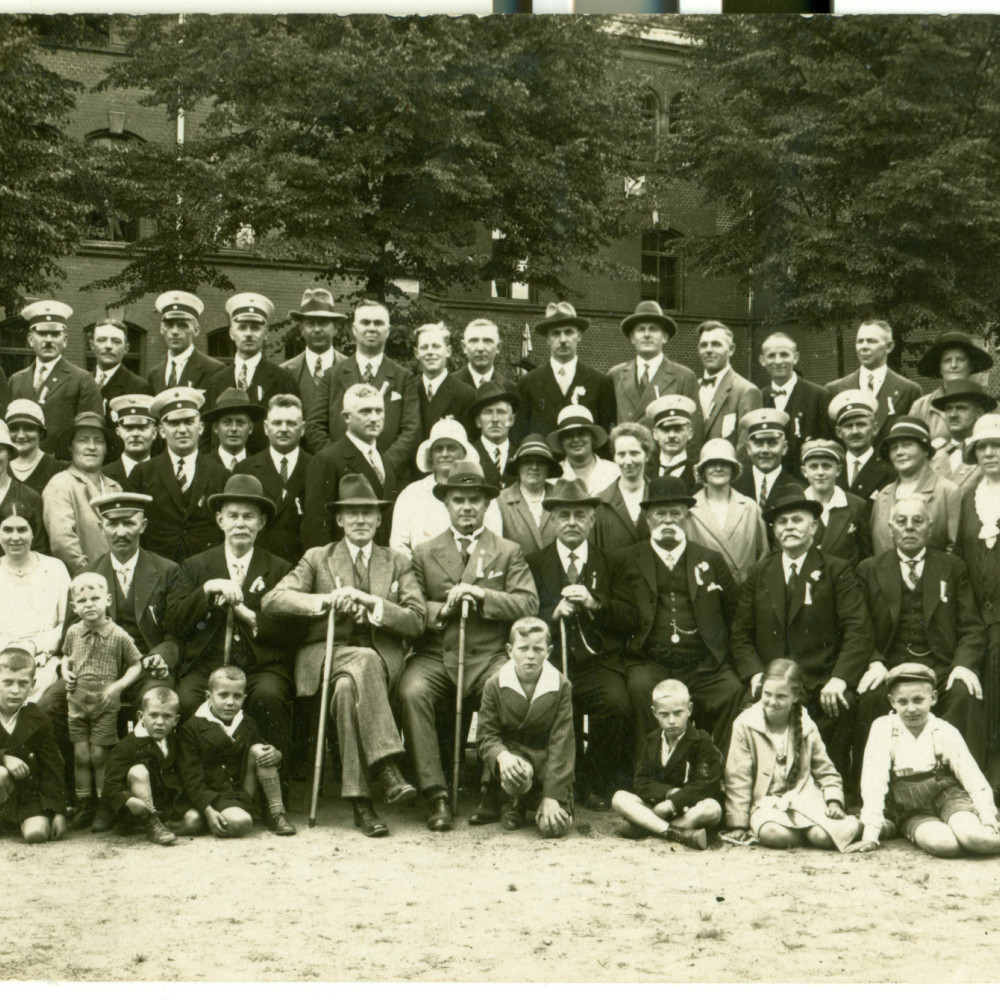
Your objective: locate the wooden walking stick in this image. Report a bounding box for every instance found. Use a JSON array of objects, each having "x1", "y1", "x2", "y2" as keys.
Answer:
[
  {"x1": 559, "y1": 617, "x2": 575, "y2": 819},
  {"x1": 222, "y1": 605, "x2": 234, "y2": 664},
  {"x1": 452, "y1": 597, "x2": 472, "y2": 816},
  {"x1": 309, "y1": 582, "x2": 340, "y2": 828}
]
